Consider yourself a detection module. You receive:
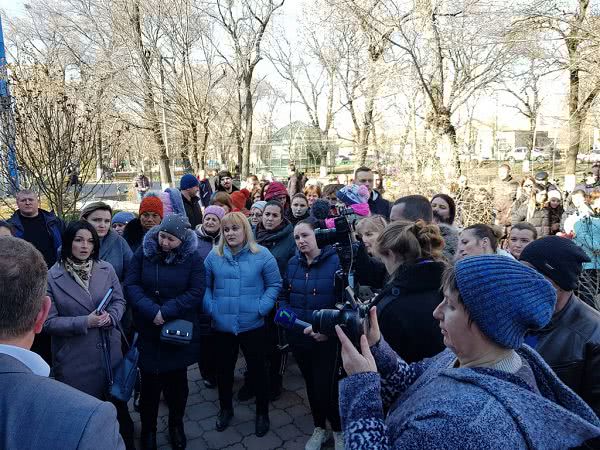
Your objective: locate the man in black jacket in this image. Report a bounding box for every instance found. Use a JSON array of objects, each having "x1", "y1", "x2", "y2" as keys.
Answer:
[
  {"x1": 179, "y1": 174, "x2": 203, "y2": 228},
  {"x1": 521, "y1": 236, "x2": 600, "y2": 419},
  {"x1": 354, "y1": 166, "x2": 390, "y2": 219}
]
